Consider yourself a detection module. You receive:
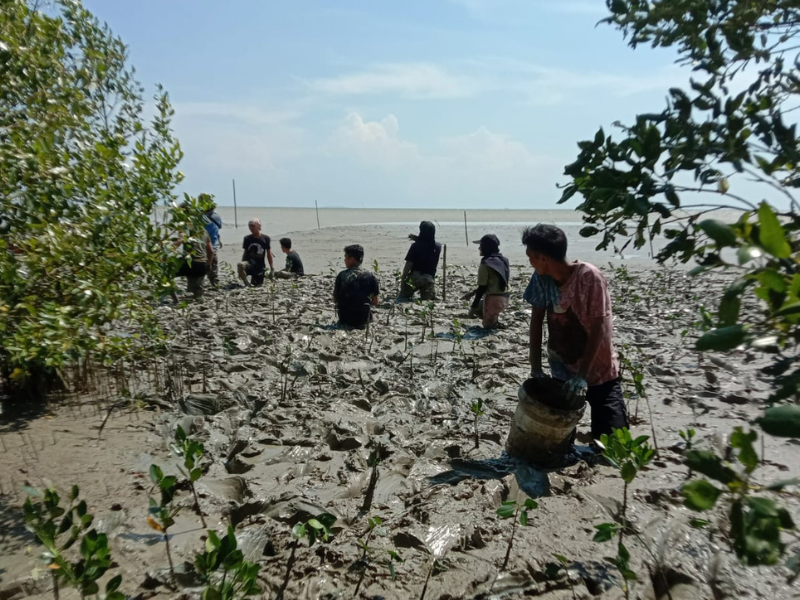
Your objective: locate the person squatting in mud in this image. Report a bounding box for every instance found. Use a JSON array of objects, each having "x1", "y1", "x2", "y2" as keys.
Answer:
[
  {"x1": 238, "y1": 218, "x2": 274, "y2": 287},
  {"x1": 397, "y1": 220, "x2": 442, "y2": 301},
  {"x1": 462, "y1": 234, "x2": 511, "y2": 329},
  {"x1": 333, "y1": 244, "x2": 380, "y2": 329},
  {"x1": 274, "y1": 237, "x2": 305, "y2": 279},
  {"x1": 522, "y1": 223, "x2": 629, "y2": 439}
]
